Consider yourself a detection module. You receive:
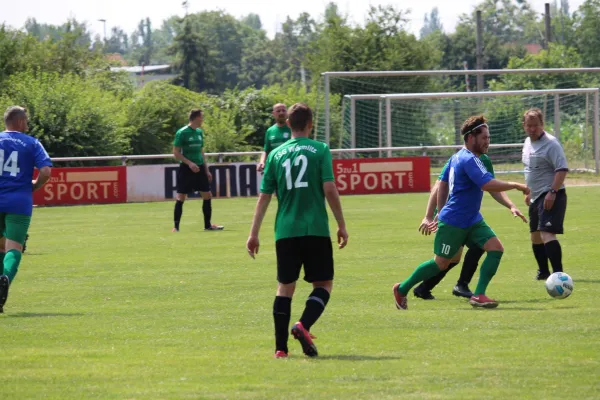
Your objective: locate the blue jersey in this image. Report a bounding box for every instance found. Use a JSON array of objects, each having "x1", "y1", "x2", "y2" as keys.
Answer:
[
  {"x1": 439, "y1": 148, "x2": 493, "y2": 229},
  {"x1": 0, "y1": 131, "x2": 52, "y2": 216}
]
